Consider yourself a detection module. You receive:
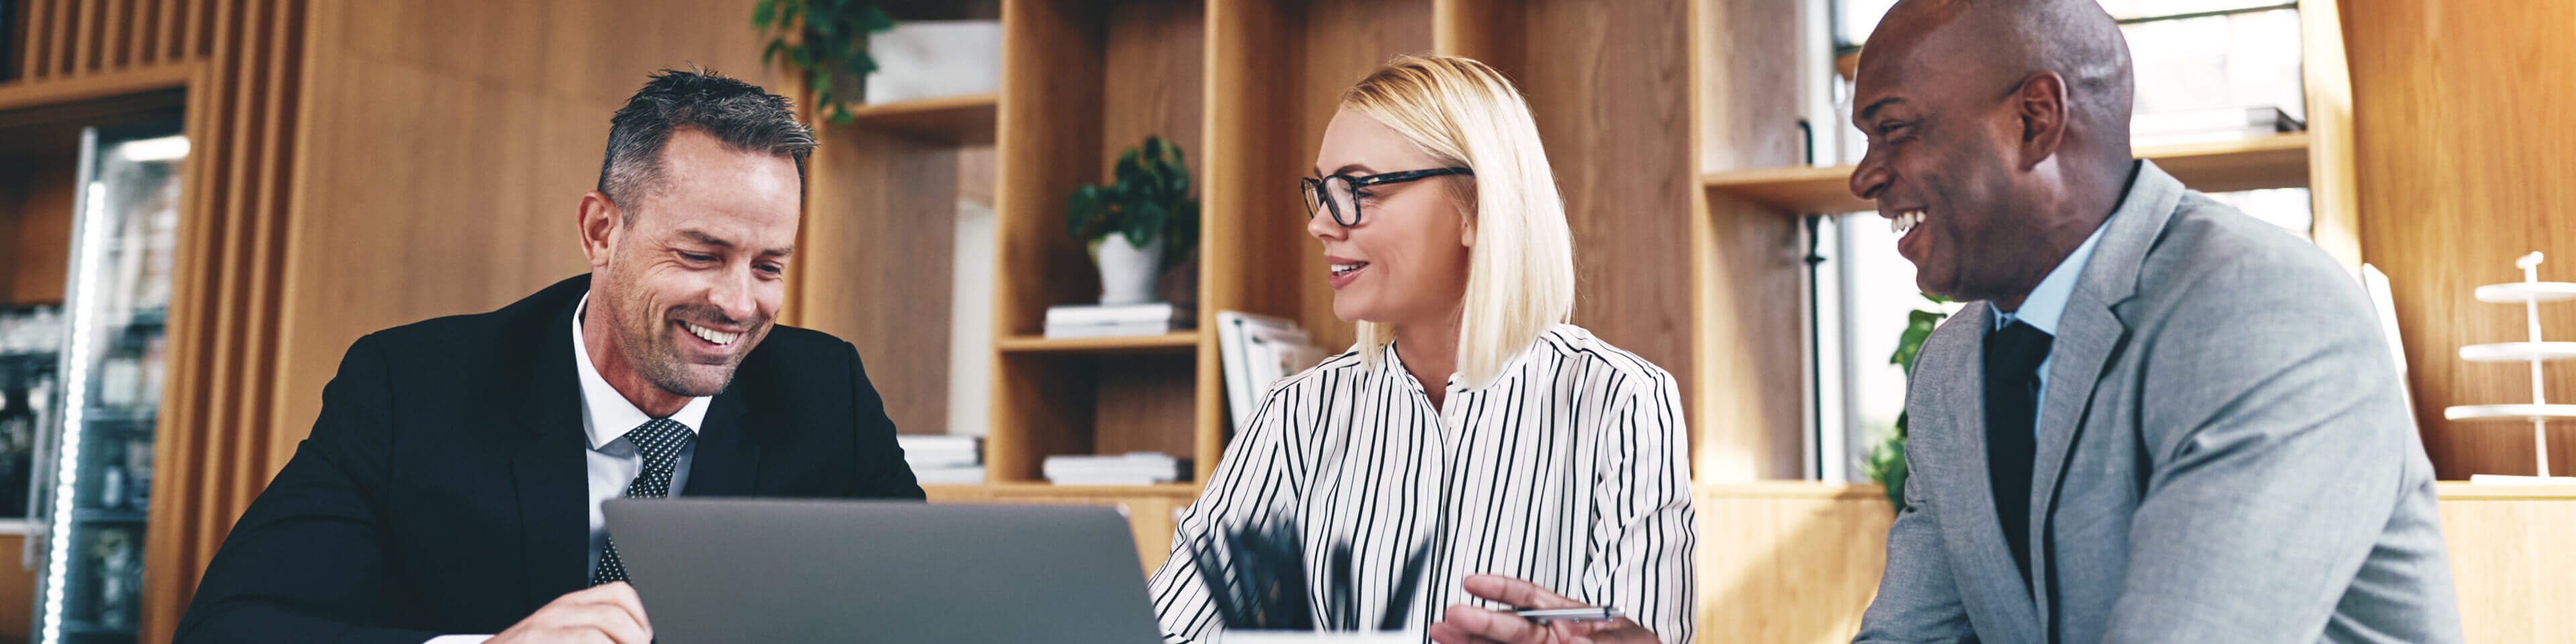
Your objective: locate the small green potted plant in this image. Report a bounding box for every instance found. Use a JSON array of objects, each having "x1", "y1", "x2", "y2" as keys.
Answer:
[
  {"x1": 1863, "y1": 293, "x2": 1951, "y2": 514},
  {"x1": 753, "y1": 0, "x2": 894, "y2": 124},
  {"x1": 1067, "y1": 136, "x2": 1199, "y2": 305}
]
